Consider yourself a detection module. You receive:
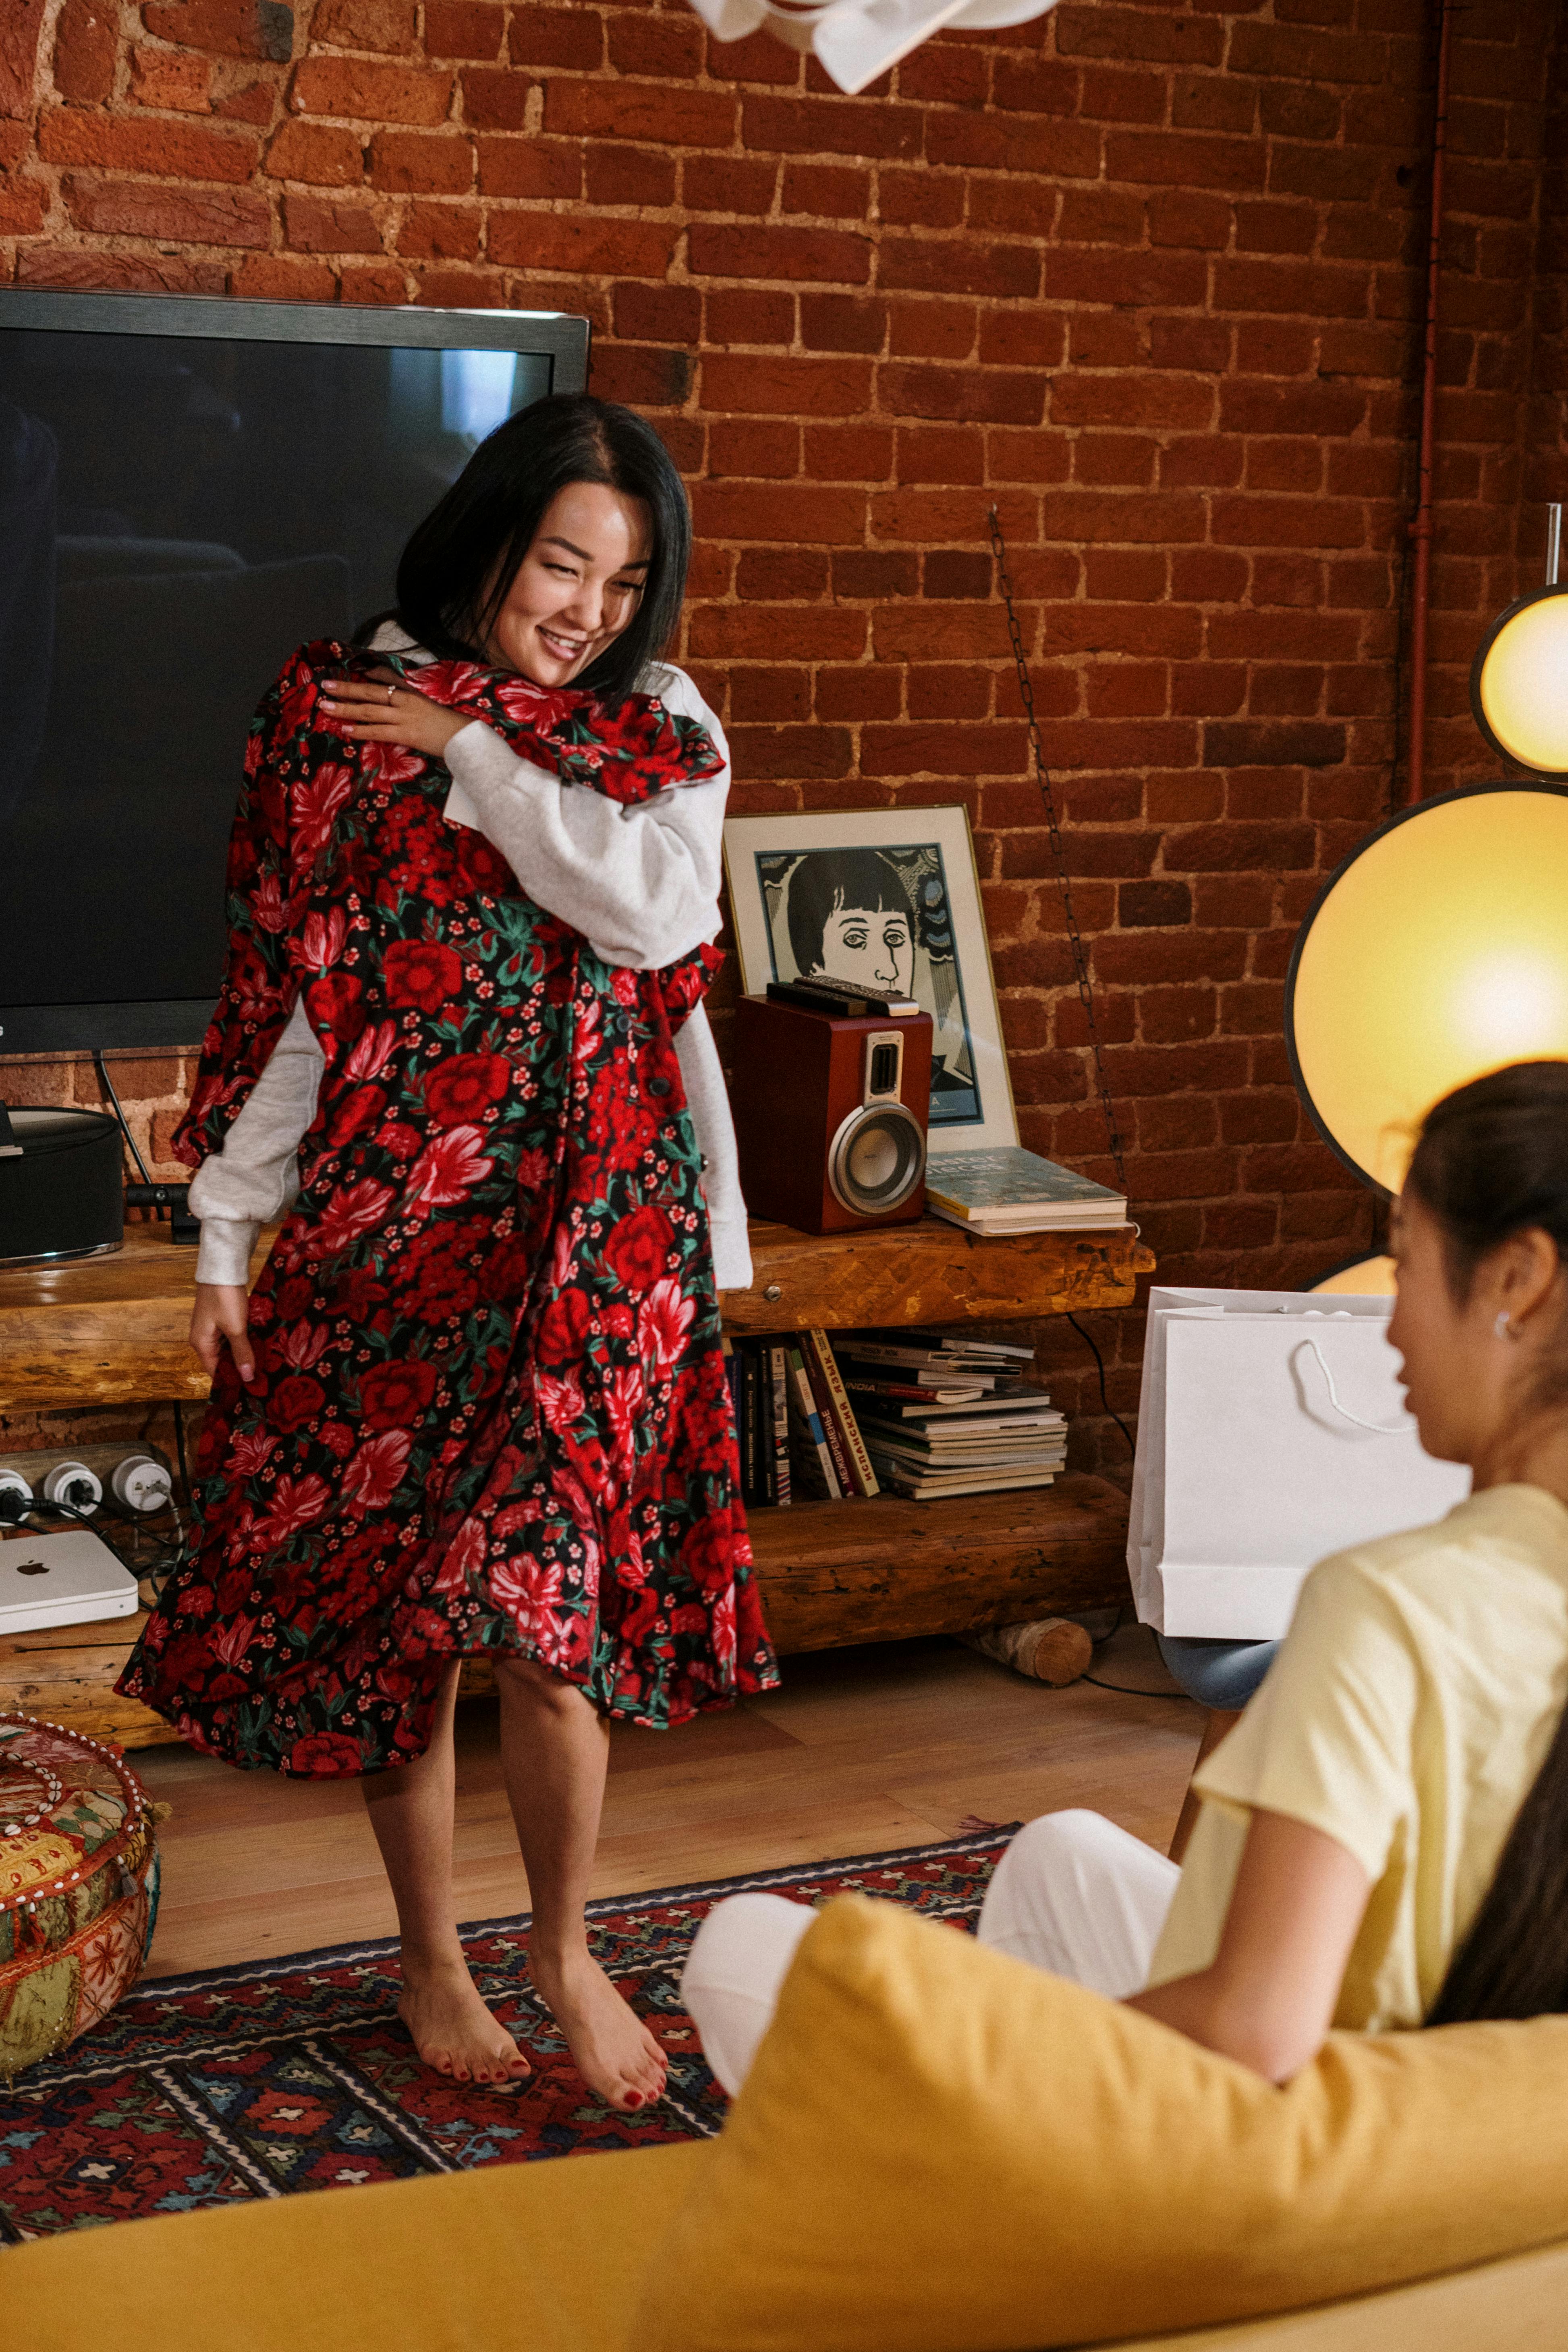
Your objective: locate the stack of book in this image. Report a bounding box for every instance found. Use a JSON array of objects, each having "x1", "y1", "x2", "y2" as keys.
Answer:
[
  {"x1": 835, "y1": 1328, "x2": 1068, "y2": 1500},
  {"x1": 723, "y1": 1338, "x2": 793, "y2": 1508},
  {"x1": 924, "y1": 1146, "x2": 1126, "y2": 1238}
]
